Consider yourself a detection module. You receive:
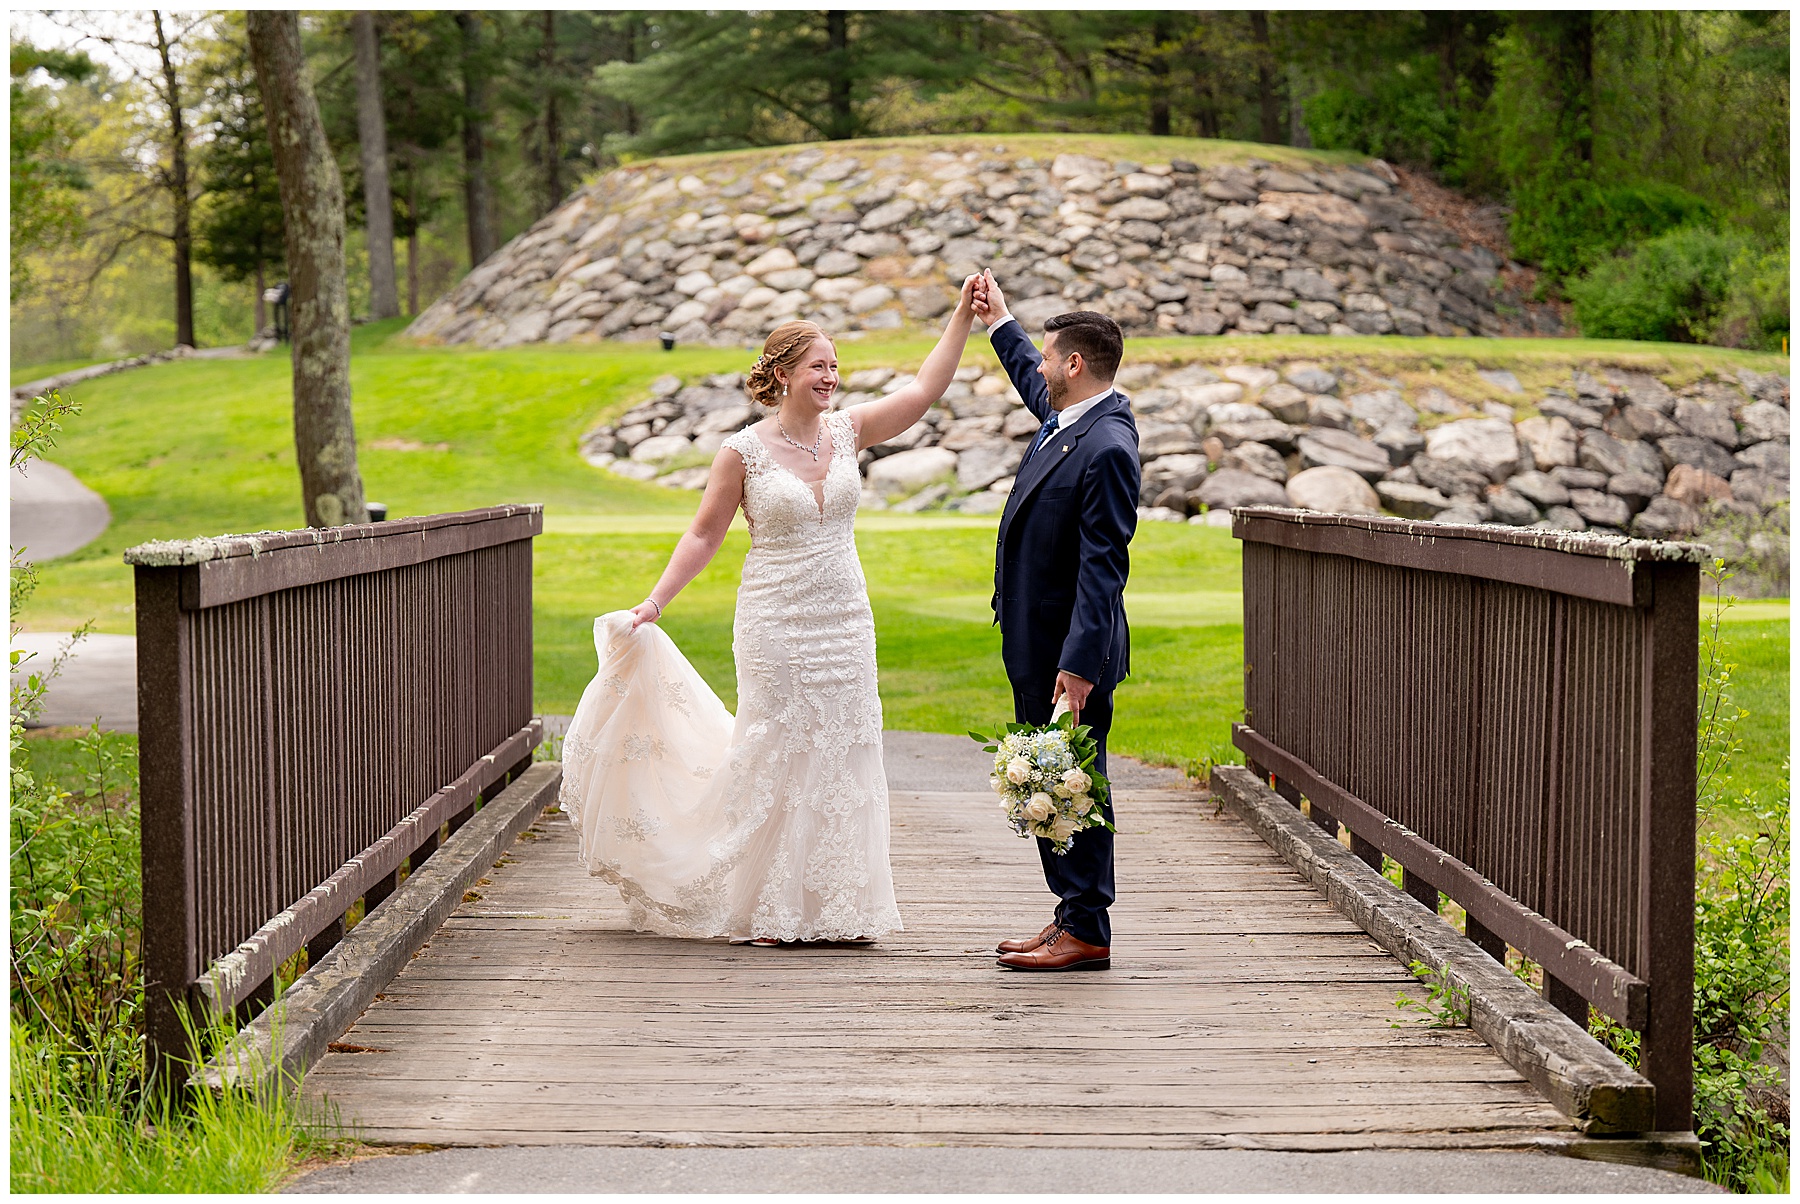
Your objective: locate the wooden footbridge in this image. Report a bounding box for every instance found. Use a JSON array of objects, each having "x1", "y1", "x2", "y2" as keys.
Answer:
[{"x1": 128, "y1": 507, "x2": 1702, "y2": 1171}]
